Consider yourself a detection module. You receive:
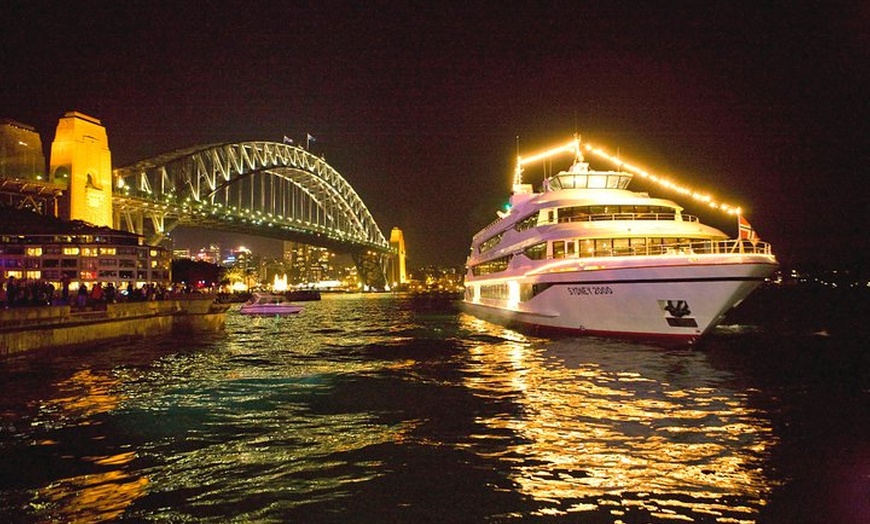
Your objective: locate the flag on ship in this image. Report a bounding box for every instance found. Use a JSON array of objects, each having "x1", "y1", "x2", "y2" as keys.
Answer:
[{"x1": 738, "y1": 215, "x2": 759, "y2": 243}]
